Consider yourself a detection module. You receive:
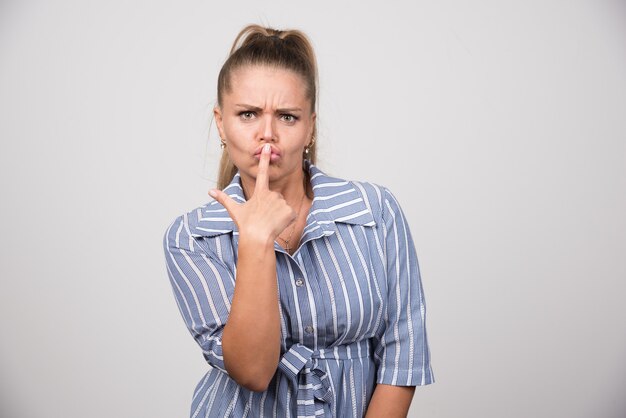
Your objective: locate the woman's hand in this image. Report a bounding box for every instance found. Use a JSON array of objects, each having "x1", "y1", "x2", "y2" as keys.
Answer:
[{"x1": 209, "y1": 143, "x2": 296, "y2": 245}]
